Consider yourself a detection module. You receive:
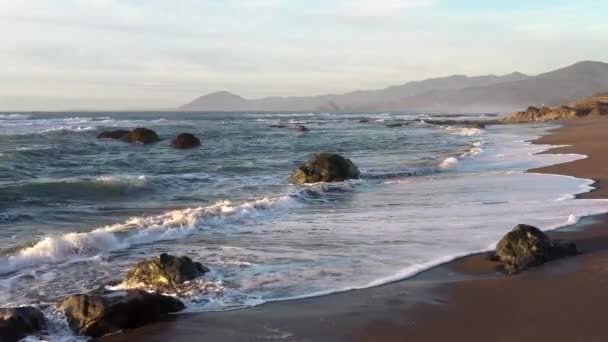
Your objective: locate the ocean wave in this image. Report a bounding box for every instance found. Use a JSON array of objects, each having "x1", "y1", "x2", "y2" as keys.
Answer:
[
  {"x1": 95, "y1": 175, "x2": 148, "y2": 187},
  {"x1": 0, "y1": 114, "x2": 32, "y2": 120},
  {"x1": 5, "y1": 175, "x2": 151, "y2": 200},
  {"x1": 0, "y1": 194, "x2": 303, "y2": 274}
]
